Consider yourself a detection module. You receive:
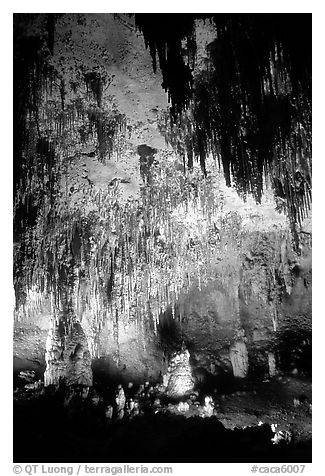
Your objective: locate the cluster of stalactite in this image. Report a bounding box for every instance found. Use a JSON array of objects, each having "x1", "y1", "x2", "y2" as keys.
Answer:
[
  {"x1": 13, "y1": 13, "x2": 126, "y2": 205},
  {"x1": 135, "y1": 13, "x2": 198, "y2": 118},
  {"x1": 15, "y1": 146, "x2": 304, "y2": 361},
  {"x1": 13, "y1": 14, "x2": 127, "y2": 313},
  {"x1": 15, "y1": 152, "x2": 239, "y2": 336},
  {"x1": 136, "y1": 14, "x2": 312, "y2": 233},
  {"x1": 14, "y1": 14, "x2": 309, "y2": 355}
]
